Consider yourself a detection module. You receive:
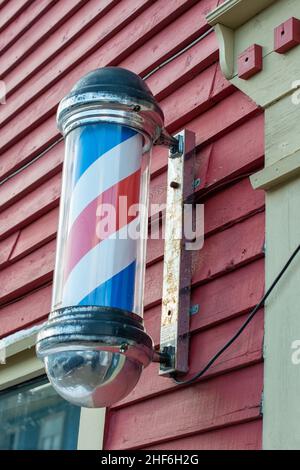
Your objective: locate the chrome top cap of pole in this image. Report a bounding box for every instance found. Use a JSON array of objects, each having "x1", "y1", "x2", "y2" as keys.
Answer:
[{"x1": 57, "y1": 66, "x2": 165, "y2": 151}]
